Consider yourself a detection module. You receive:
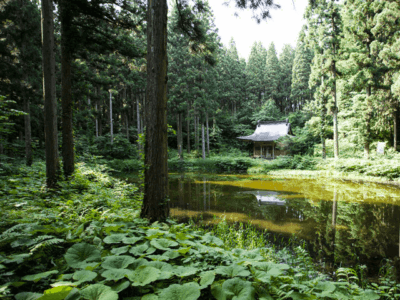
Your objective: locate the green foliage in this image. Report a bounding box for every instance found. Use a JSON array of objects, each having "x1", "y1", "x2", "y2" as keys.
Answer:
[
  {"x1": 168, "y1": 155, "x2": 257, "y2": 173},
  {"x1": 0, "y1": 160, "x2": 397, "y2": 299}
]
